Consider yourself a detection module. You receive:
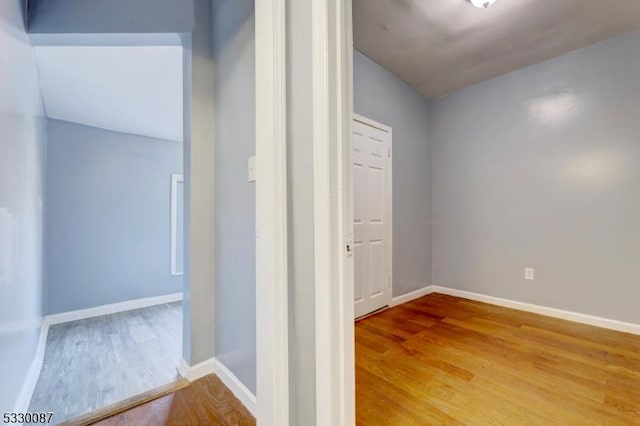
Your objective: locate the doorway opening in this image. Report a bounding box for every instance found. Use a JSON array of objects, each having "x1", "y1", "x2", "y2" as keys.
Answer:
[{"x1": 27, "y1": 44, "x2": 185, "y2": 424}]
